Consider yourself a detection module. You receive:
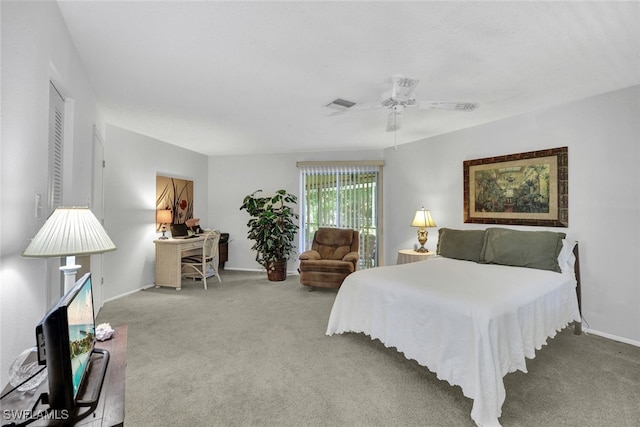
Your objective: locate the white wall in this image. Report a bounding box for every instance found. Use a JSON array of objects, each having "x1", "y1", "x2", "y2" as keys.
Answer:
[
  {"x1": 384, "y1": 86, "x2": 640, "y2": 344},
  {"x1": 0, "y1": 1, "x2": 102, "y2": 385},
  {"x1": 101, "y1": 125, "x2": 209, "y2": 299}
]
